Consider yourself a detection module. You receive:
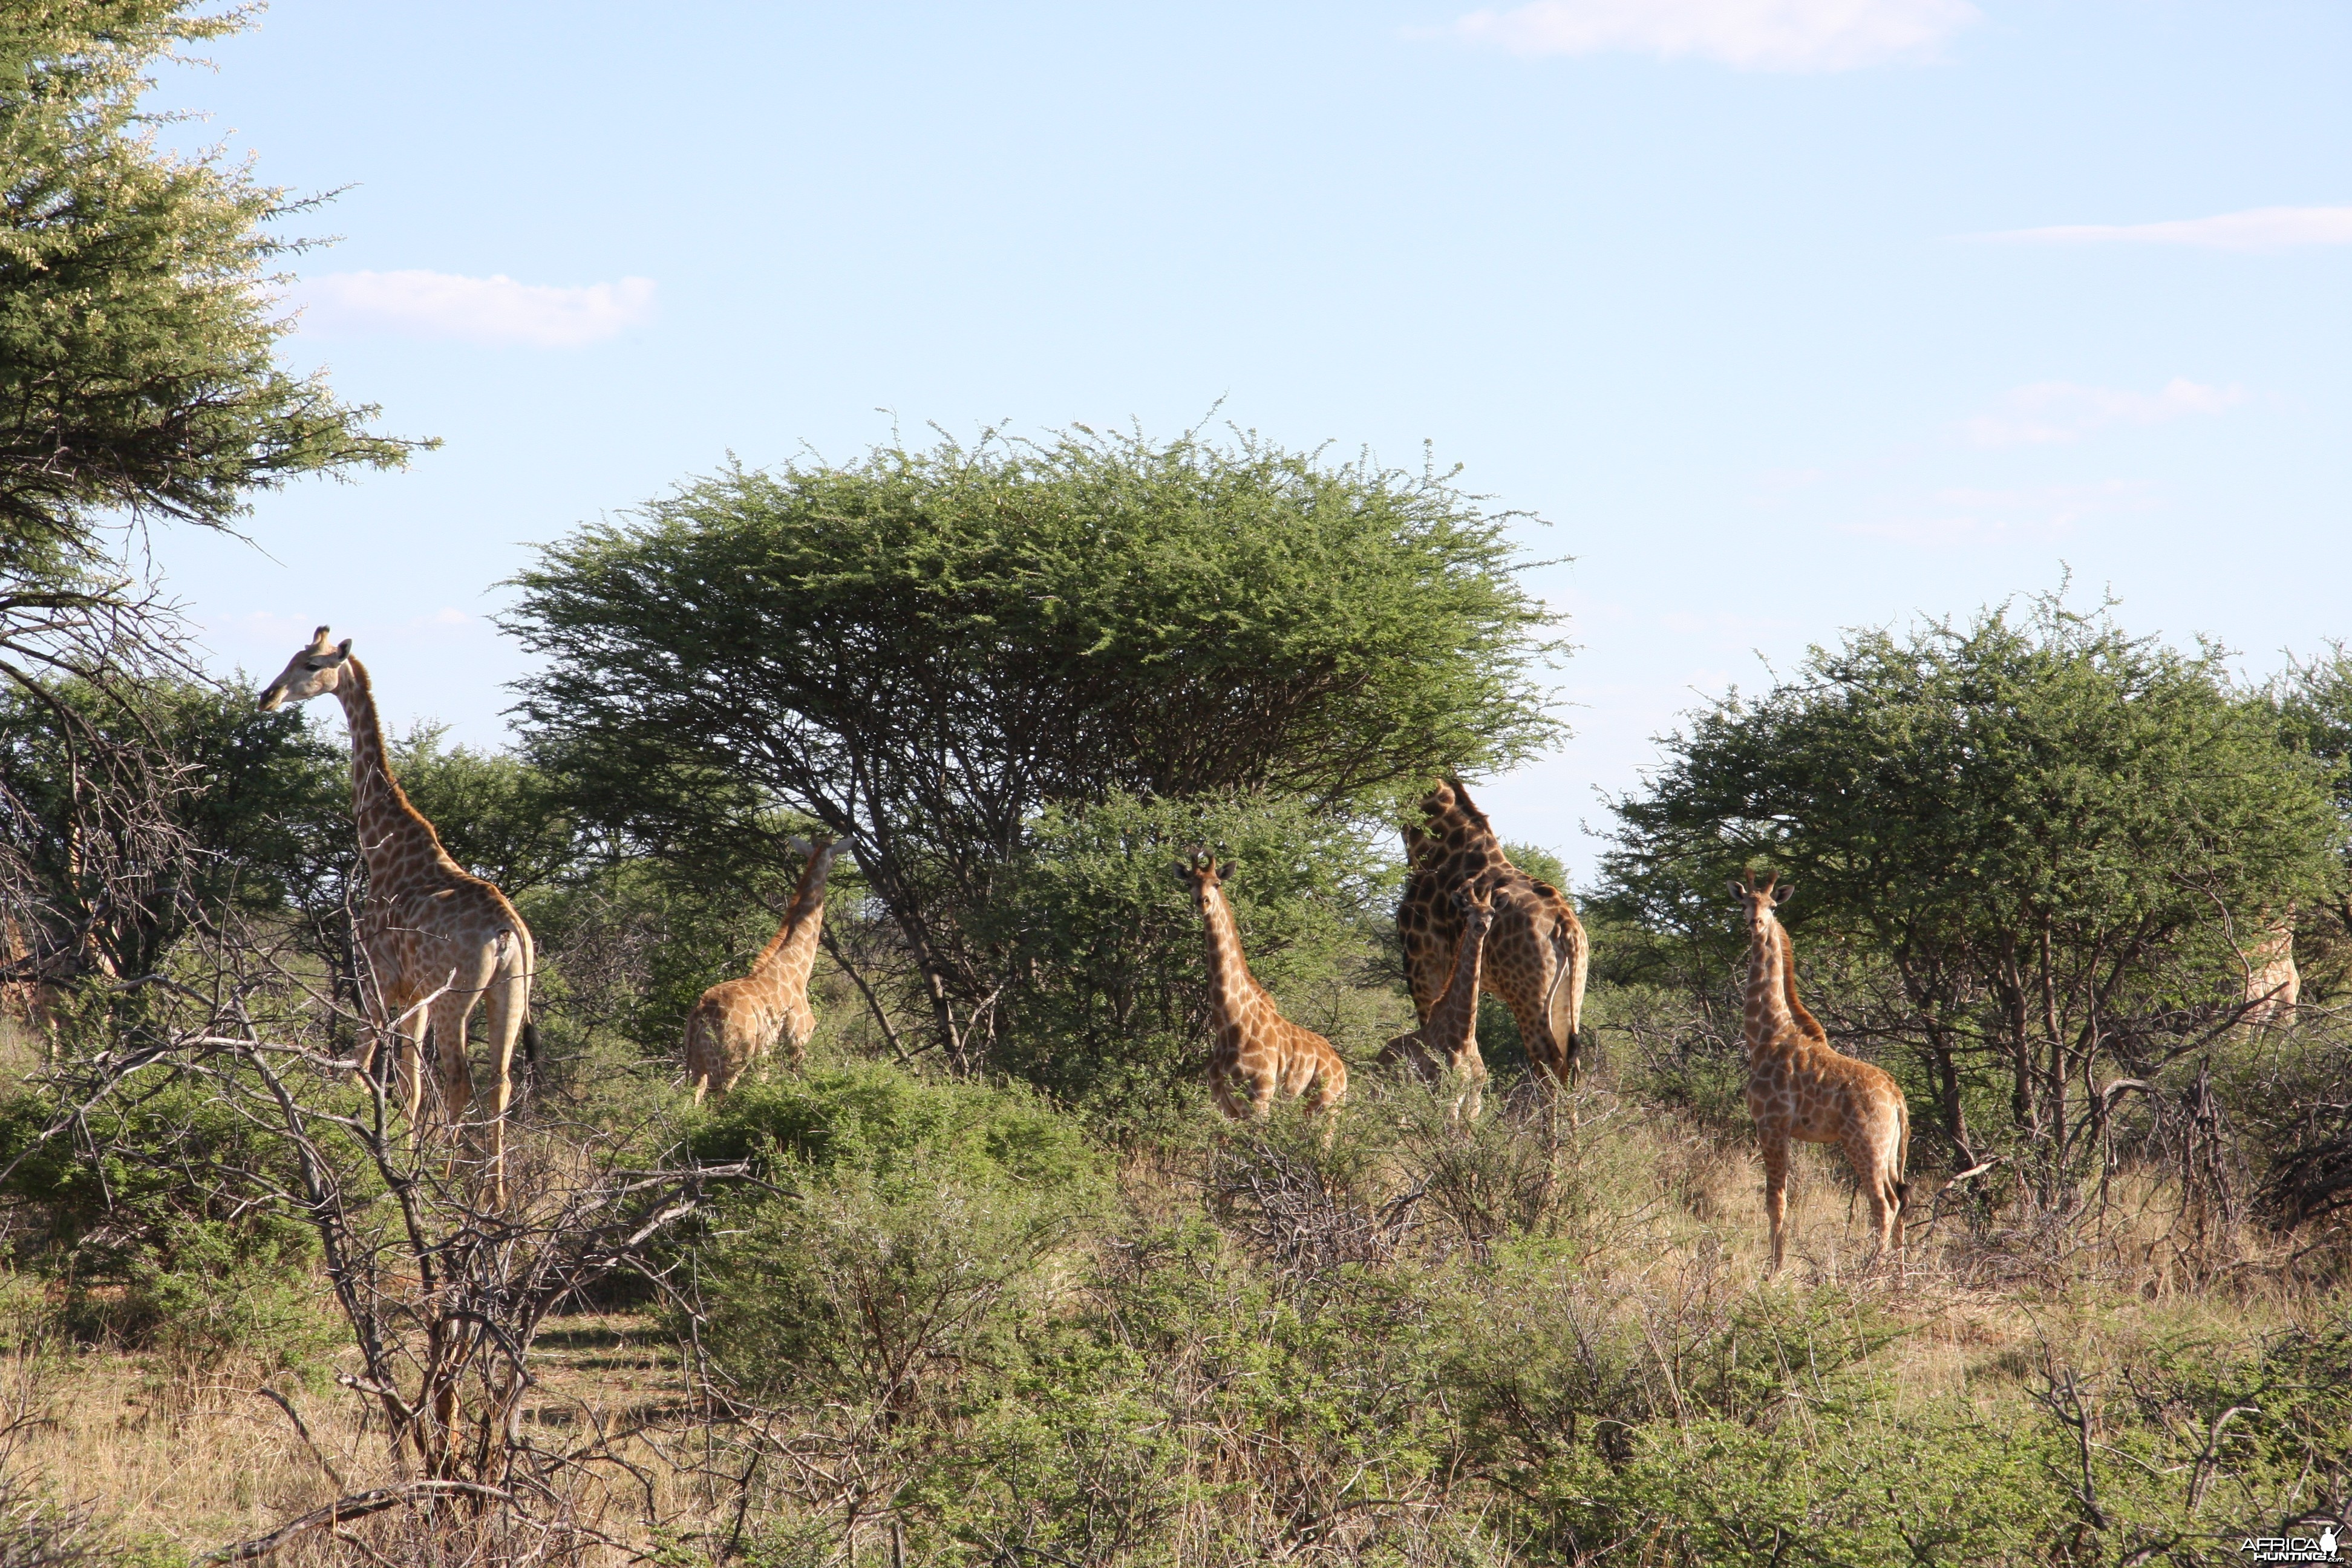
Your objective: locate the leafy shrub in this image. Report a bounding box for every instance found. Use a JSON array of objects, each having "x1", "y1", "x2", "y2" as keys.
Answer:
[
  {"x1": 982, "y1": 788, "x2": 1404, "y2": 1136},
  {"x1": 0, "y1": 1079, "x2": 336, "y2": 1374},
  {"x1": 687, "y1": 1062, "x2": 1111, "y2": 1411}
]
